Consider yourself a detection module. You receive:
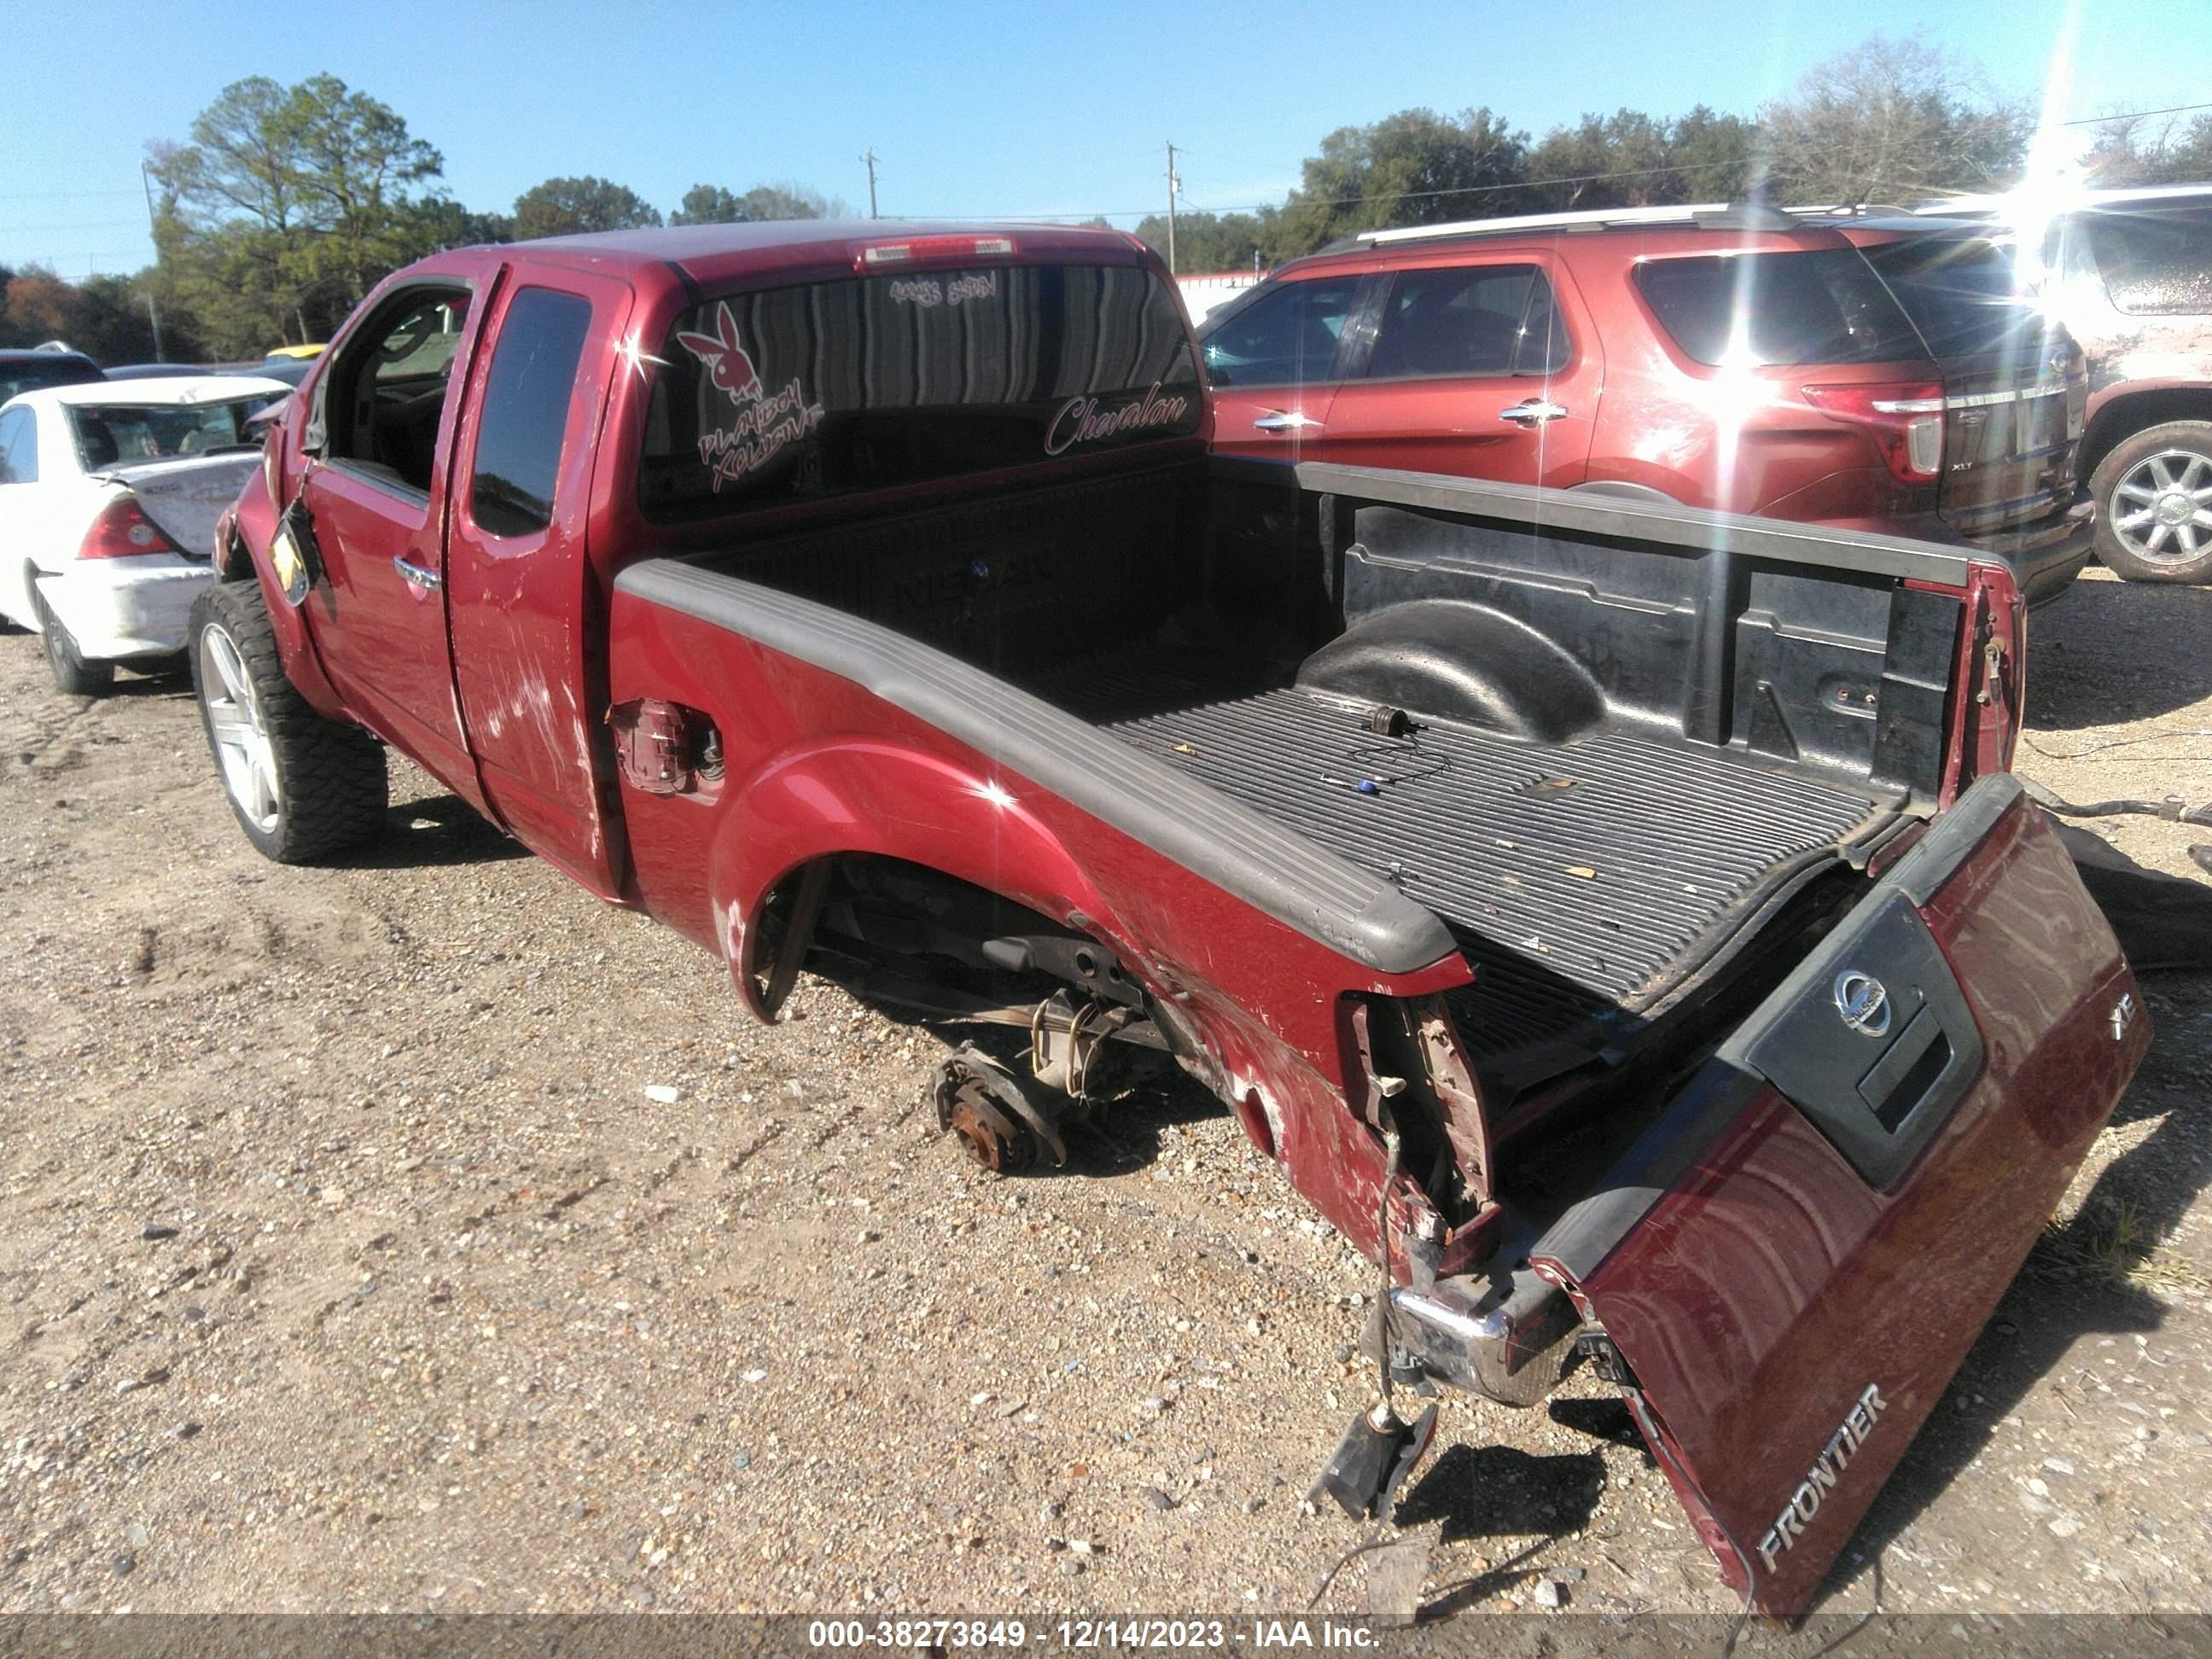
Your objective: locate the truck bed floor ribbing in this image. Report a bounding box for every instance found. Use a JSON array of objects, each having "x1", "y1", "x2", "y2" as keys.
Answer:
[{"x1": 1057, "y1": 665, "x2": 1893, "y2": 1062}]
